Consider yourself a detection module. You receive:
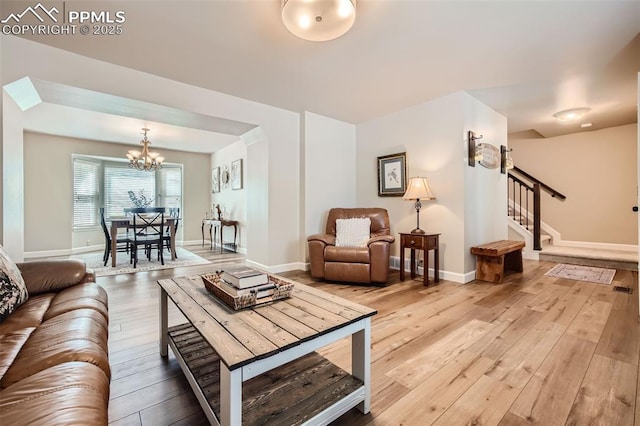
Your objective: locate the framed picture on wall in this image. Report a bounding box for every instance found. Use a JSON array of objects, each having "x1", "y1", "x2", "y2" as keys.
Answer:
[
  {"x1": 212, "y1": 167, "x2": 220, "y2": 193},
  {"x1": 377, "y1": 152, "x2": 407, "y2": 196},
  {"x1": 231, "y1": 159, "x2": 243, "y2": 190}
]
